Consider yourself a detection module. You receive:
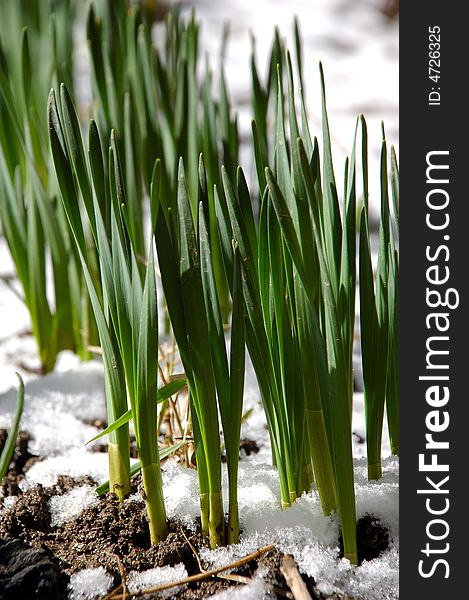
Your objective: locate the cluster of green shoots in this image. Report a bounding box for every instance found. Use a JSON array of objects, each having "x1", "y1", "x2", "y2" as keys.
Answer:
[
  {"x1": 0, "y1": 1, "x2": 398, "y2": 564},
  {"x1": 0, "y1": 0, "x2": 97, "y2": 372}
]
